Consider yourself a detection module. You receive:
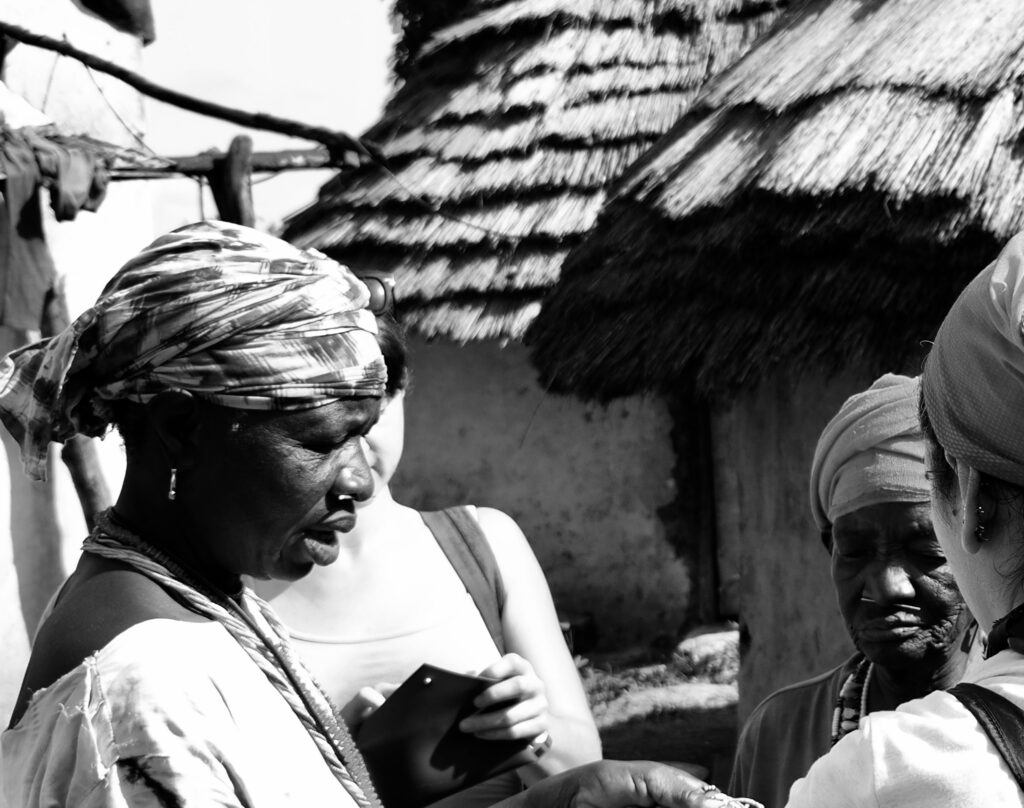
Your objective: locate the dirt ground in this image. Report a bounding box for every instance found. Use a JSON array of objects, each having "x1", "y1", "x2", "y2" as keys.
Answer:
[{"x1": 579, "y1": 629, "x2": 740, "y2": 787}]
